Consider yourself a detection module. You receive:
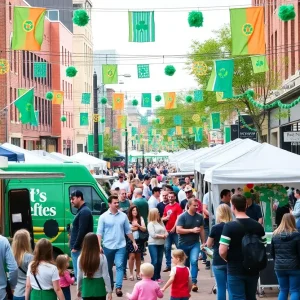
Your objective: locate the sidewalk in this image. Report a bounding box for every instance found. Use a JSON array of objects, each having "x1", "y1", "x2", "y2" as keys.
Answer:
[{"x1": 71, "y1": 254, "x2": 279, "y2": 299}]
